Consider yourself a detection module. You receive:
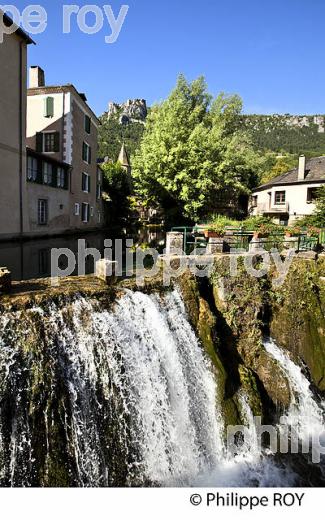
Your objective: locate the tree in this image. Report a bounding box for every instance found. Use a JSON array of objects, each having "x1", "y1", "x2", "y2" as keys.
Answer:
[
  {"x1": 132, "y1": 75, "x2": 266, "y2": 222},
  {"x1": 313, "y1": 185, "x2": 325, "y2": 227},
  {"x1": 101, "y1": 162, "x2": 133, "y2": 229},
  {"x1": 259, "y1": 154, "x2": 298, "y2": 185}
]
